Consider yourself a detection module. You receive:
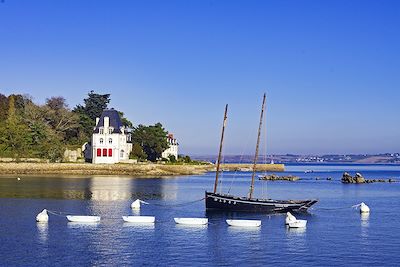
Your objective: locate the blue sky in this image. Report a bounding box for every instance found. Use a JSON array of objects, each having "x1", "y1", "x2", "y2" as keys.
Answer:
[{"x1": 1, "y1": 0, "x2": 399, "y2": 155}]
